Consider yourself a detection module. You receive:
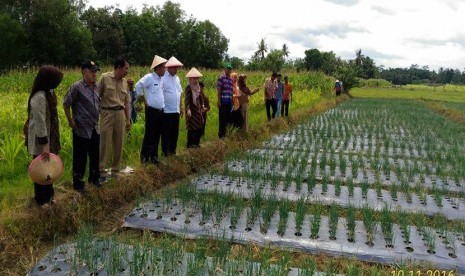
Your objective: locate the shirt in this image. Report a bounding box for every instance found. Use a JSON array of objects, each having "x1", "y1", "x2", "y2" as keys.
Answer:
[
  {"x1": 283, "y1": 82, "x2": 293, "y2": 100},
  {"x1": 135, "y1": 72, "x2": 164, "y2": 110},
  {"x1": 63, "y1": 80, "x2": 100, "y2": 139},
  {"x1": 97, "y1": 72, "x2": 129, "y2": 108},
  {"x1": 217, "y1": 74, "x2": 233, "y2": 105},
  {"x1": 162, "y1": 71, "x2": 182, "y2": 113},
  {"x1": 263, "y1": 77, "x2": 277, "y2": 100},
  {"x1": 276, "y1": 82, "x2": 284, "y2": 100}
]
